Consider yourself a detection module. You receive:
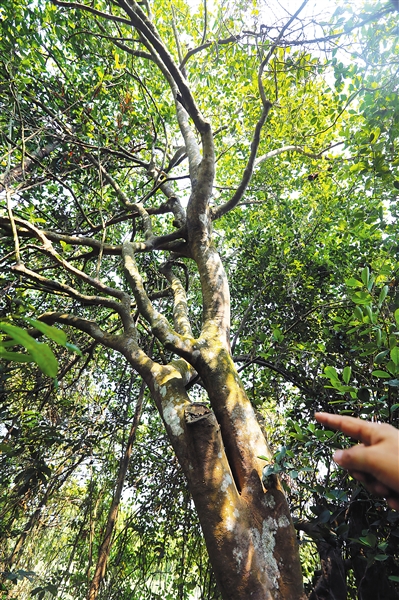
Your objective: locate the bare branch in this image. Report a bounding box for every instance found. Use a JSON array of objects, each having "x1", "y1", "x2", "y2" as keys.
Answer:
[
  {"x1": 86, "y1": 154, "x2": 134, "y2": 208},
  {"x1": 234, "y1": 355, "x2": 314, "y2": 396},
  {"x1": 146, "y1": 164, "x2": 186, "y2": 228},
  {"x1": 12, "y1": 263, "x2": 125, "y2": 314},
  {"x1": 0, "y1": 216, "x2": 122, "y2": 255},
  {"x1": 116, "y1": 0, "x2": 210, "y2": 136},
  {"x1": 160, "y1": 261, "x2": 193, "y2": 338},
  {"x1": 5, "y1": 188, "x2": 20, "y2": 265},
  {"x1": 254, "y1": 144, "x2": 333, "y2": 167},
  {"x1": 133, "y1": 202, "x2": 153, "y2": 240},
  {"x1": 258, "y1": 0, "x2": 309, "y2": 108},
  {"x1": 211, "y1": 105, "x2": 270, "y2": 221},
  {"x1": 5, "y1": 217, "x2": 129, "y2": 303},
  {"x1": 39, "y1": 311, "x2": 120, "y2": 346},
  {"x1": 180, "y1": 35, "x2": 239, "y2": 70},
  {"x1": 242, "y1": 6, "x2": 394, "y2": 48},
  {"x1": 51, "y1": 0, "x2": 132, "y2": 25},
  {"x1": 231, "y1": 284, "x2": 272, "y2": 353},
  {"x1": 171, "y1": 5, "x2": 186, "y2": 78},
  {"x1": 122, "y1": 241, "x2": 194, "y2": 356},
  {"x1": 0, "y1": 140, "x2": 60, "y2": 192}
]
